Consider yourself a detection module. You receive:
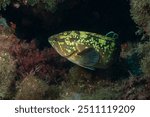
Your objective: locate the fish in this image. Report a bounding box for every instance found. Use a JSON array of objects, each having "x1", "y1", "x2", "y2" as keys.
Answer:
[{"x1": 48, "y1": 31, "x2": 119, "y2": 70}]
